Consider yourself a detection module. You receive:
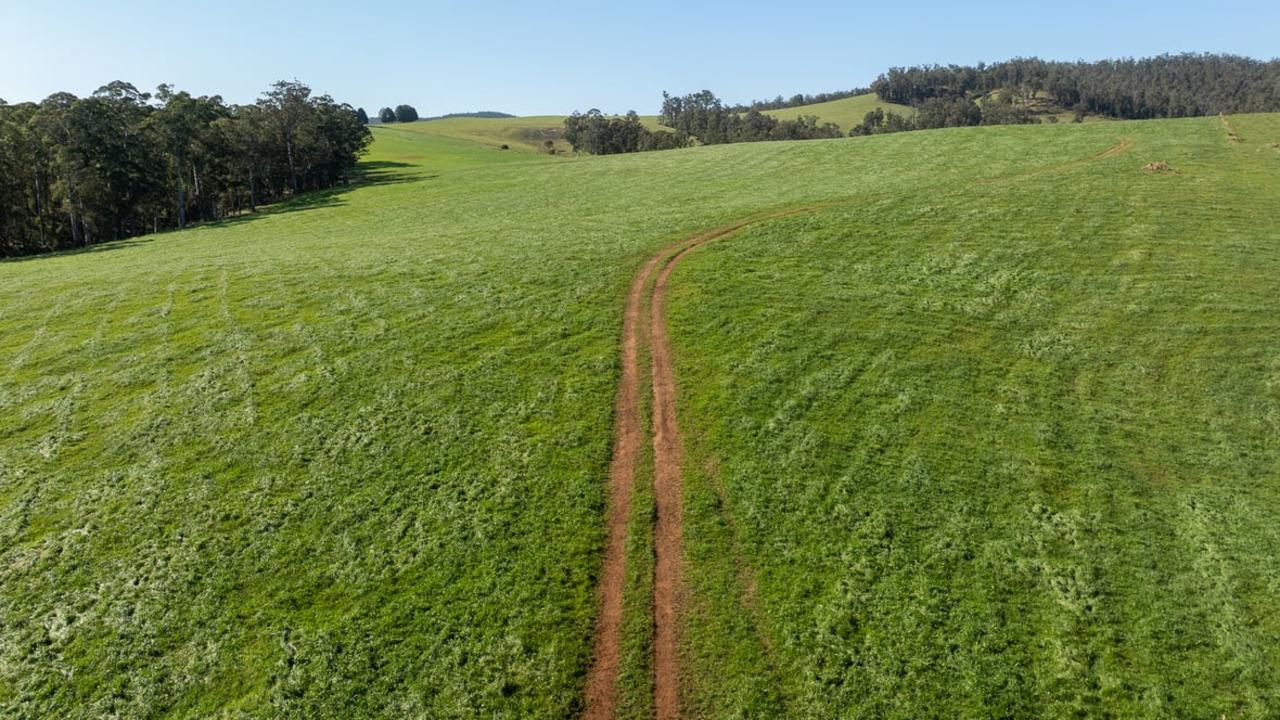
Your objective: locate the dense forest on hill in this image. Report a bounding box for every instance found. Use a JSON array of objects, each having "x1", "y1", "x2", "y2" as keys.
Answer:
[
  {"x1": 0, "y1": 81, "x2": 370, "y2": 258},
  {"x1": 873, "y1": 53, "x2": 1280, "y2": 120}
]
